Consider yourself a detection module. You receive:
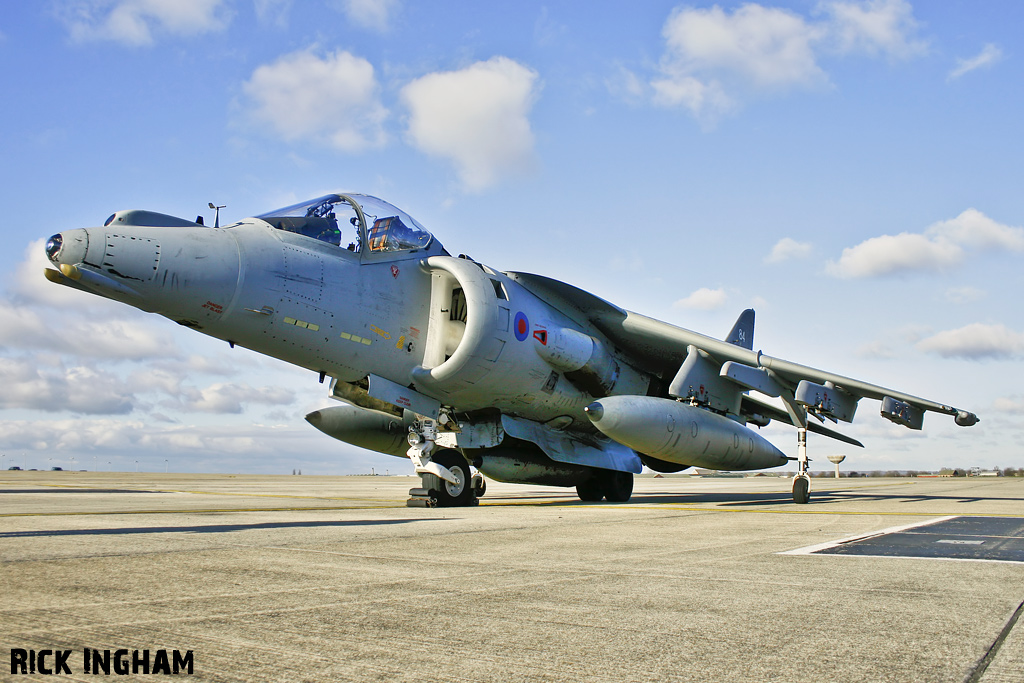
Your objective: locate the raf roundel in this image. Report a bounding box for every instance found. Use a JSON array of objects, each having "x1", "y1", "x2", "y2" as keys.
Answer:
[{"x1": 513, "y1": 312, "x2": 529, "y2": 341}]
